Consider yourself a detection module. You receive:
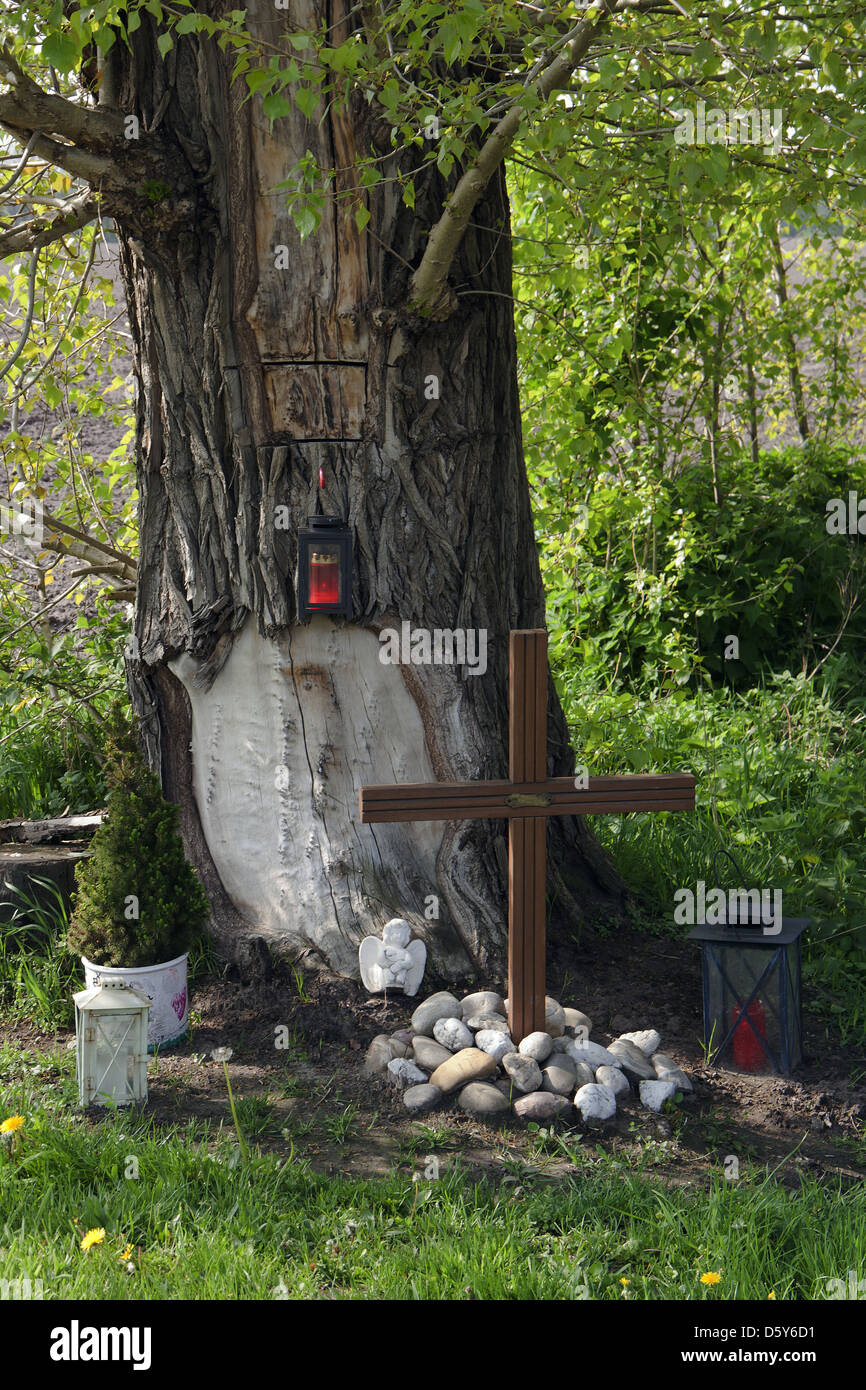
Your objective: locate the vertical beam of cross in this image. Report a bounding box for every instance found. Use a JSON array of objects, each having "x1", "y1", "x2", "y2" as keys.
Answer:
[
  {"x1": 358, "y1": 628, "x2": 695, "y2": 1046},
  {"x1": 508, "y1": 630, "x2": 548, "y2": 1039}
]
